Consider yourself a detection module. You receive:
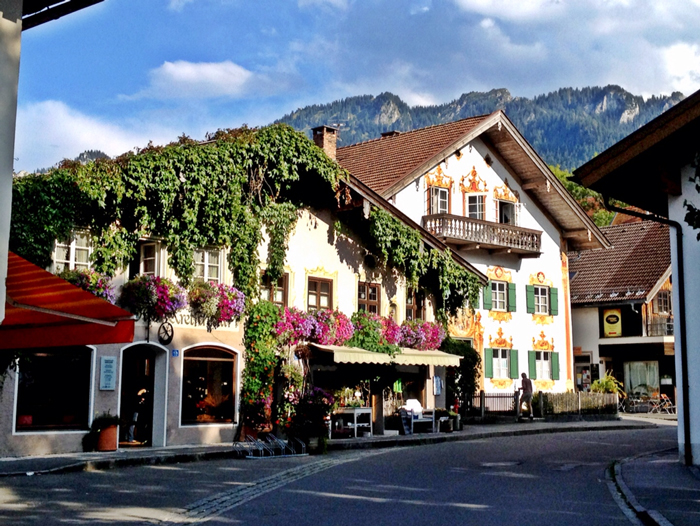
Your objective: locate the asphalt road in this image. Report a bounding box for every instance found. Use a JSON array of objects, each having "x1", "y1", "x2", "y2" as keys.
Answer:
[{"x1": 0, "y1": 426, "x2": 678, "y2": 525}]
